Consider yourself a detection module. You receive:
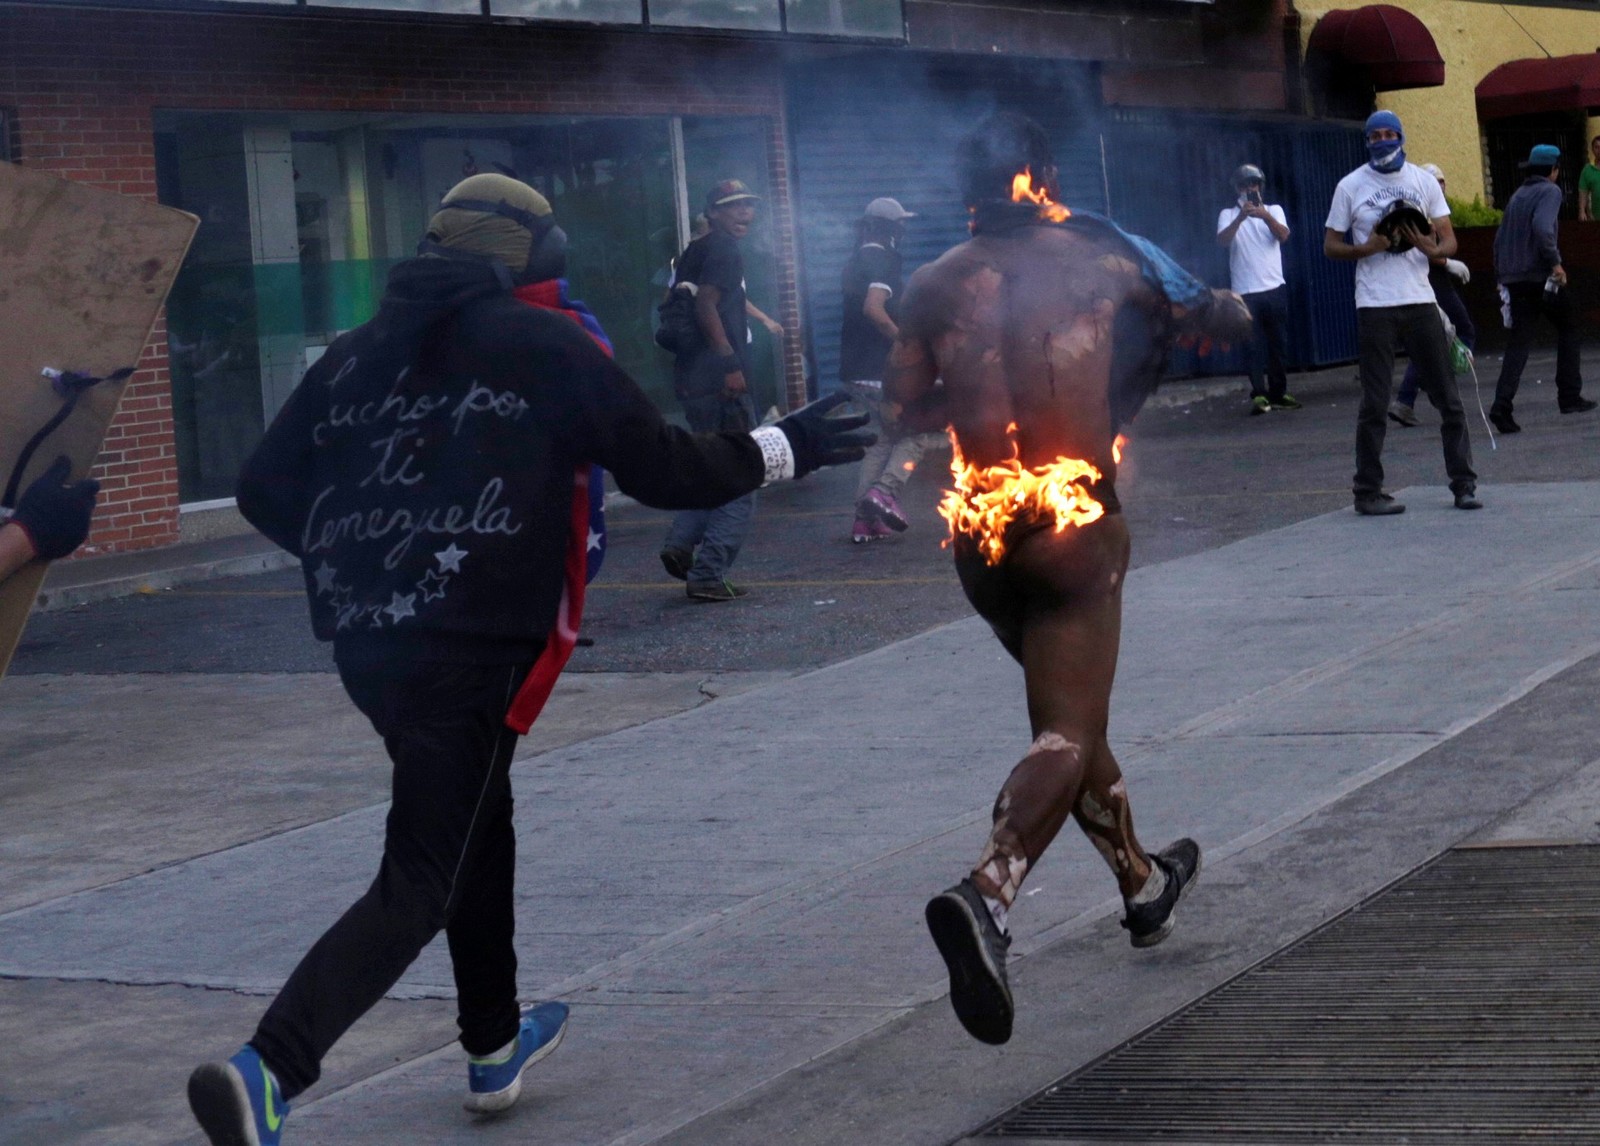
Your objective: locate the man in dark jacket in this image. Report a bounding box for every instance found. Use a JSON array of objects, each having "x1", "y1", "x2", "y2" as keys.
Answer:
[
  {"x1": 186, "y1": 173, "x2": 869, "y2": 1146},
  {"x1": 1491, "y1": 143, "x2": 1597, "y2": 433},
  {"x1": 658, "y1": 179, "x2": 767, "y2": 602}
]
